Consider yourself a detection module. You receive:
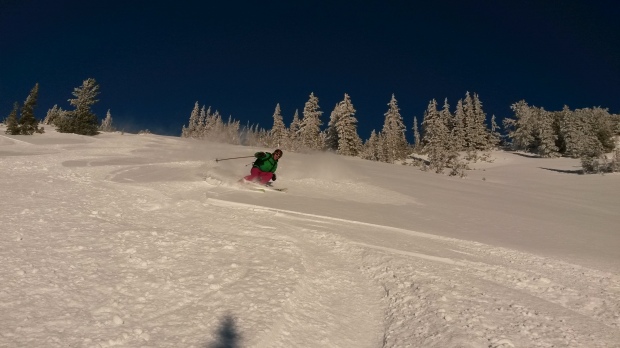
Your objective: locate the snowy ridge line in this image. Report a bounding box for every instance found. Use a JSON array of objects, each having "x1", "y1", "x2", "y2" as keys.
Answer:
[
  {"x1": 351, "y1": 241, "x2": 467, "y2": 266},
  {"x1": 206, "y1": 198, "x2": 464, "y2": 243}
]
